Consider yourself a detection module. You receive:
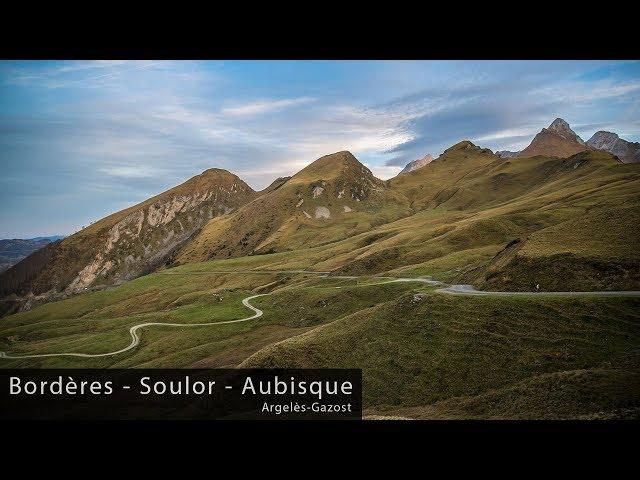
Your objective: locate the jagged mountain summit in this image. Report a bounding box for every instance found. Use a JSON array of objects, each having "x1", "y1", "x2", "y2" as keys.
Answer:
[
  {"x1": 587, "y1": 131, "x2": 640, "y2": 164},
  {"x1": 518, "y1": 118, "x2": 589, "y2": 158},
  {"x1": 0, "y1": 168, "x2": 255, "y2": 314},
  {"x1": 400, "y1": 154, "x2": 435, "y2": 174},
  {"x1": 546, "y1": 118, "x2": 585, "y2": 142}
]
